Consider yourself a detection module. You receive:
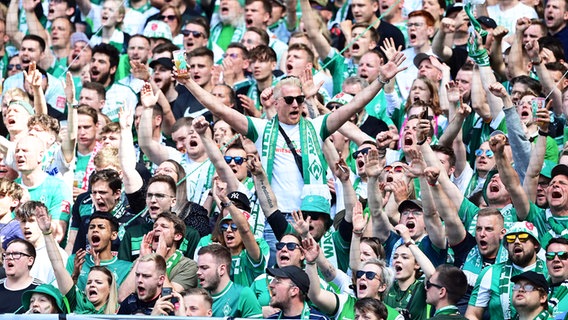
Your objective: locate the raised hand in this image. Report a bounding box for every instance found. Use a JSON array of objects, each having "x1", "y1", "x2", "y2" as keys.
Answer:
[
  {"x1": 291, "y1": 210, "x2": 310, "y2": 239},
  {"x1": 446, "y1": 81, "x2": 461, "y2": 104},
  {"x1": 140, "y1": 82, "x2": 159, "y2": 108},
  {"x1": 394, "y1": 224, "x2": 411, "y2": 243},
  {"x1": 334, "y1": 154, "x2": 350, "y2": 182},
  {"x1": 300, "y1": 67, "x2": 323, "y2": 98},
  {"x1": 535, "y1": 103, "x2": 551, "y2": 132},
  {"x1": 71, "y1": 248, "x2": 87, "y2": 282},
  {"x1": 130, "y1": 60, "x2": 151, "y2": 81},
  {"x1": 404, "y1": 148, "x2": 426, "y2": 178},
  {"x1": 260, "y1": 87, "x2": 275, "y2": 110},
  {"x1": 192, "y1": 116, "x2": 210, "y2": 135},
  {"x1": 239, "y1": 94, "x2": 261, "y2": 118},
  {"x1": 489, "y1": 132, "x2": 507, "y2": 155},
  {"x1": 492, "y1": 26, "x2": 509, "y2": 42},
  {"x1": 379, "y1": 37, "x2": 401, "y2": 61},
  {"x1": 246, "y1": 153, "x2": 264, "y2": 176},
  {"x1": 214, "y1": 179, "x2": 228, "y2": 201},
  {"x1": 525, "y1": 39, "x2": 540, "y2": 61},
  {"x1": 424, "y1": 166, "x2": 441, "y2": 186},
  {"x1": 488, "y1": 82, "x2": 509, "y2": 99},
  {"x1": 378, "y1": 50, "x2": 407, "y2": 82},
  {"x1": 352, "y1": 201, "x2": 367, "y2": 233},
  {"x1": 415, "y1": 118, "x2": 431, "y2": 144},
  {"x1": 118, "y1": 103, "x2": 134, "y2": 130},
  {"x1": 35, "y1": 205, "x2": 52, "y2": 233},
  {"x1": 301, "y1": 237, "x2": 320, "y2": 264},
  {"x1": 365, "y1": 149, "x2": 382, "y2": 178},
  {"x1": 440, "y1": 17, "x2": 456, "y2": 34},
  {"x1": 515, "y1": 17, "x2": 531, "y2": 34},
  {"x1": 64, "y1": 72, "x2": 76, "y2": 103},
  {"x1": 140, "y1": 230, "x2": 155, "y2": 257},
  {"x1": 24, "y1": 61, "x2": 42, "y2": 89}
]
